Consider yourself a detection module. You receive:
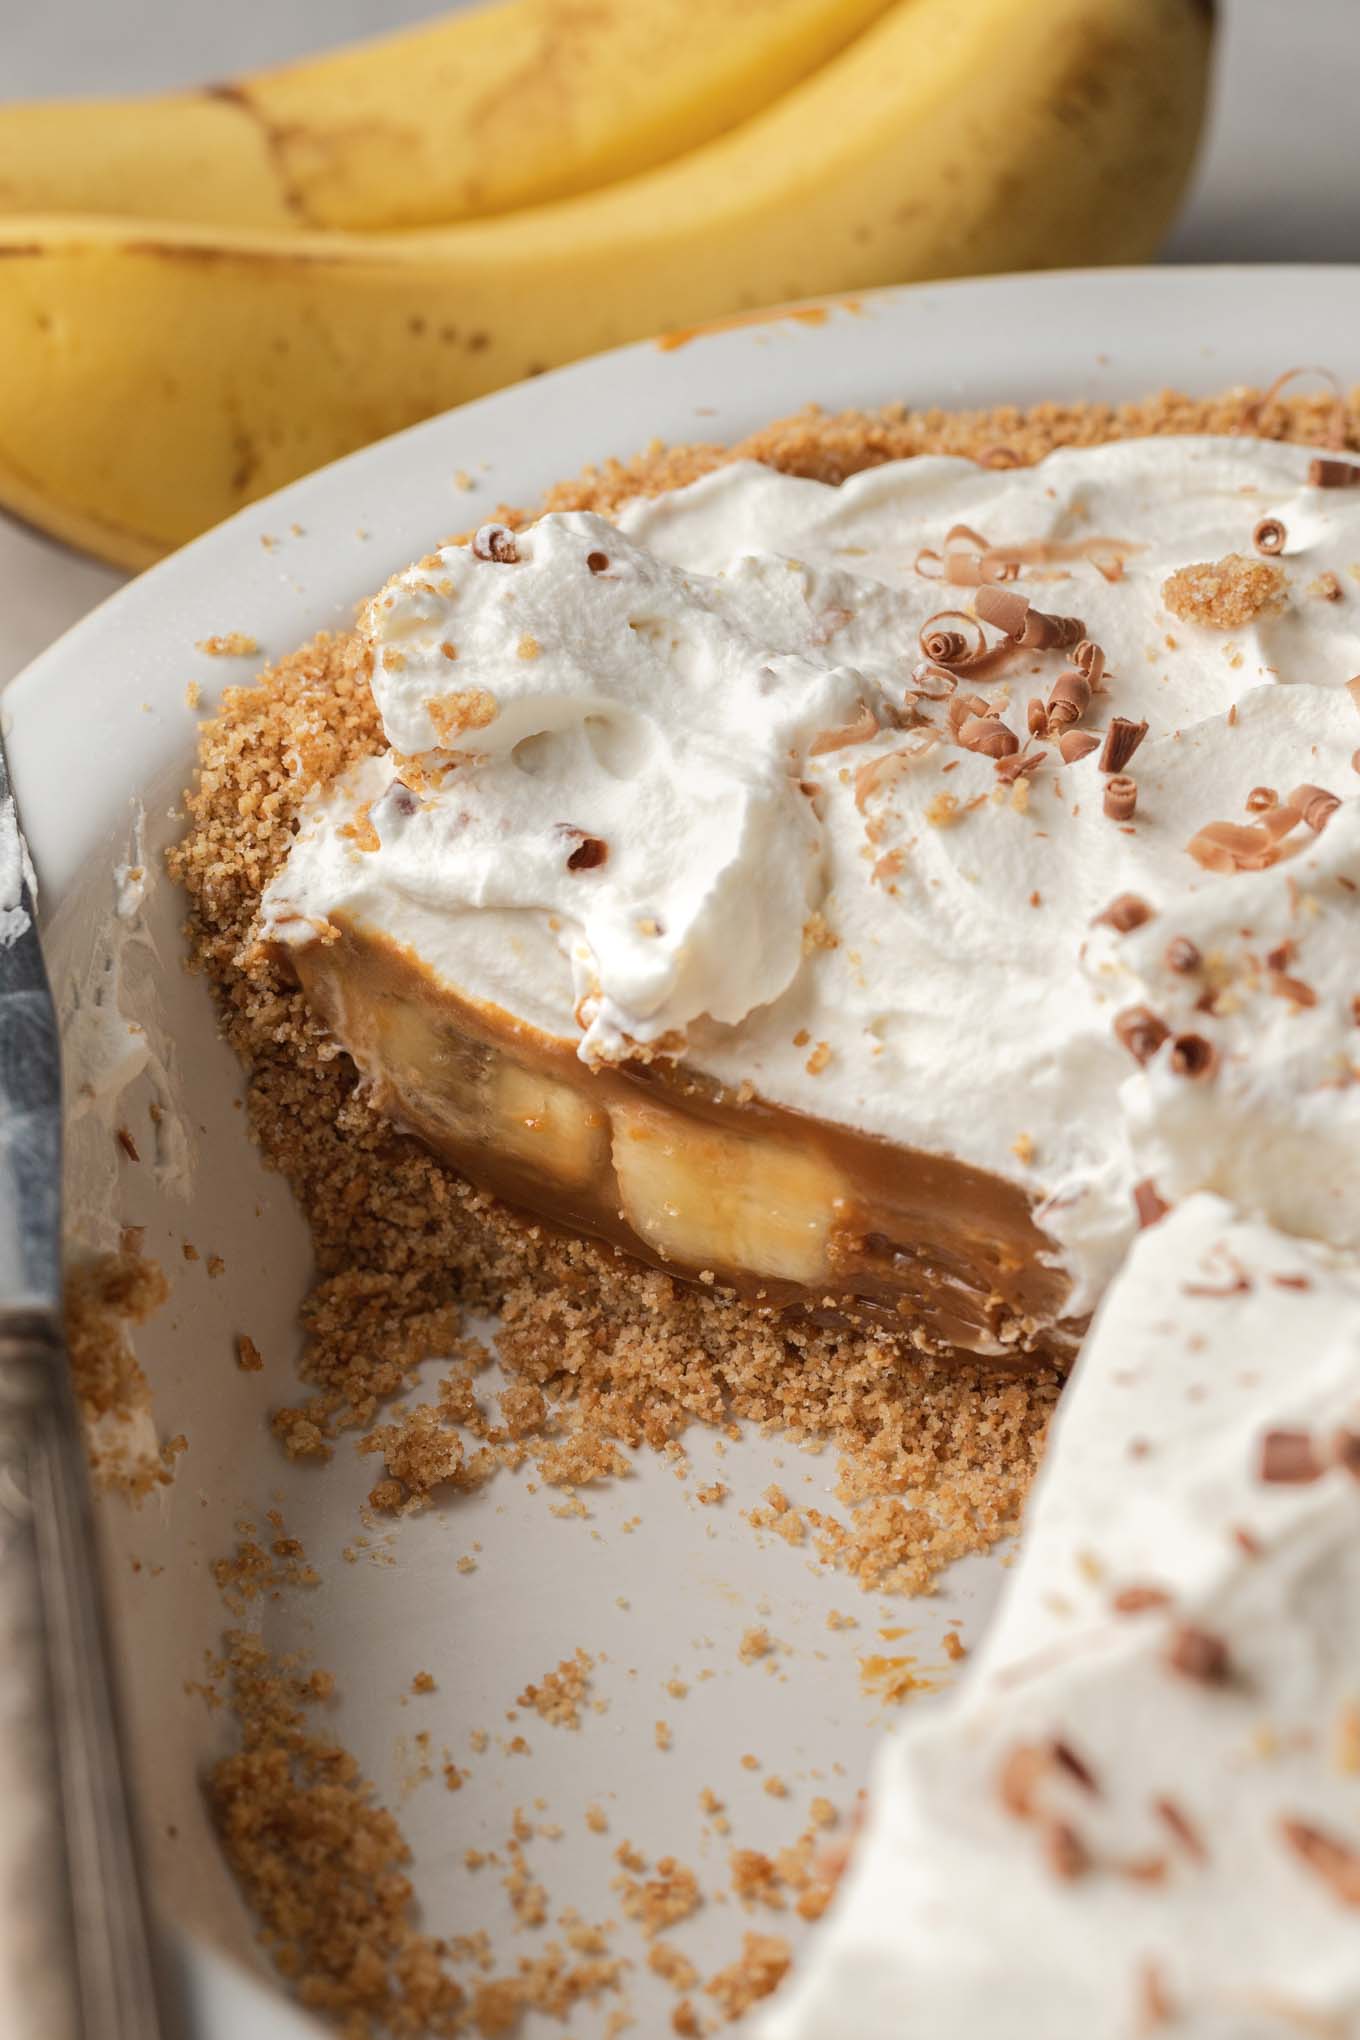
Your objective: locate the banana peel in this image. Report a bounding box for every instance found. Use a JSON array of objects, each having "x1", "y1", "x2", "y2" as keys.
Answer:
[
  {"x1": 0, "y1": 0, "x2": 1213, "y2": 568},
  {"x1": 0, "y1": 0, "x2": 894, "y2": 232}
]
